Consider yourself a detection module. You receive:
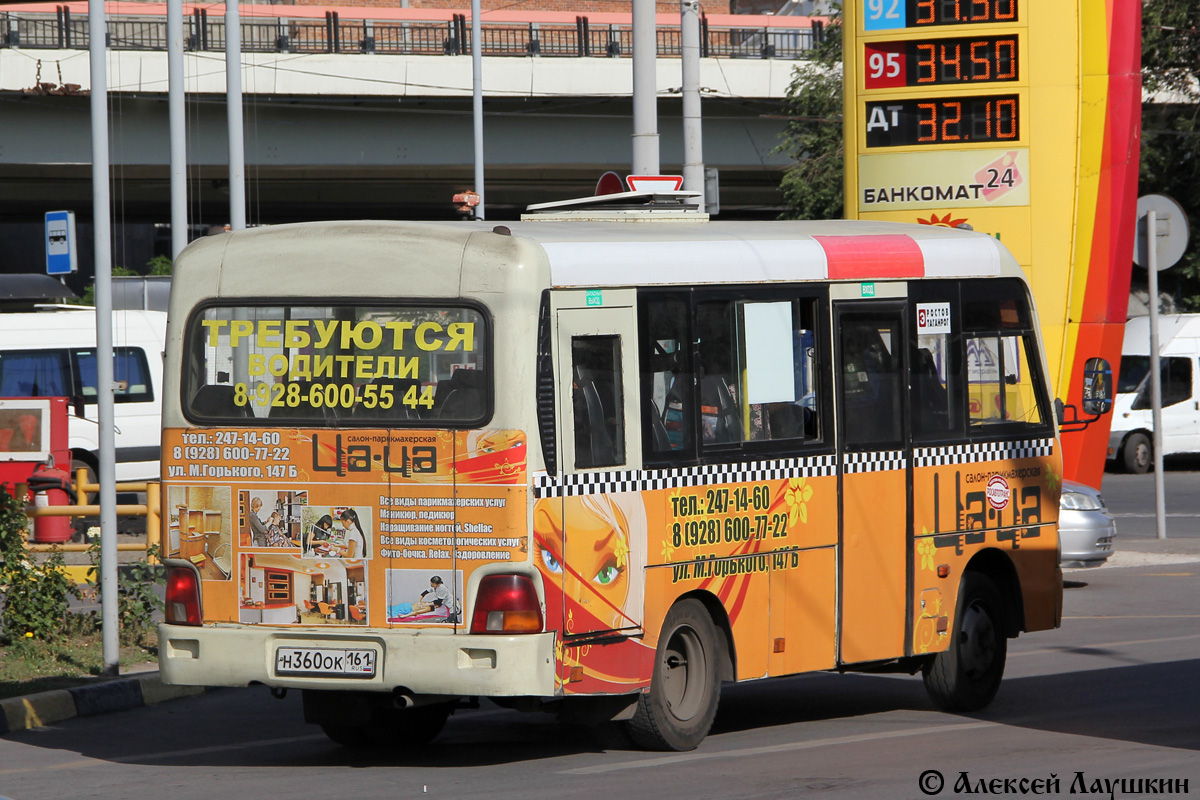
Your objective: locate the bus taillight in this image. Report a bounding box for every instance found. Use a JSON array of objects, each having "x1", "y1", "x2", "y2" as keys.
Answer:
[
  {"x1": 470, "y1": 575, "x2": 543, "y2": 634},
  {"x1": 165, "y1": 565, "x2": 203, "y2": 626}
]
